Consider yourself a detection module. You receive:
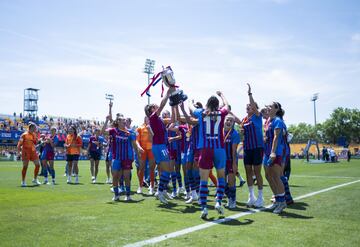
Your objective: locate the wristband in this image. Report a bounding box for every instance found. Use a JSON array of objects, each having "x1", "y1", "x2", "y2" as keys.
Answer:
[{"x1": 248, "y1": 93, "x2": 252, "y2": 96}]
